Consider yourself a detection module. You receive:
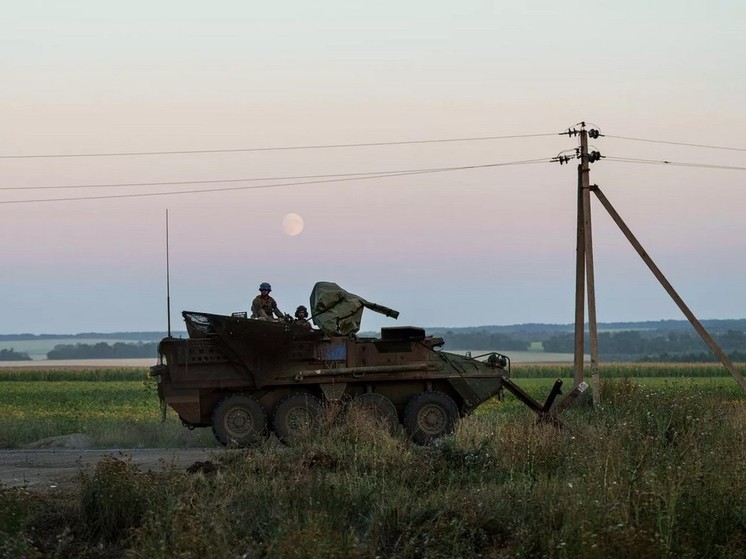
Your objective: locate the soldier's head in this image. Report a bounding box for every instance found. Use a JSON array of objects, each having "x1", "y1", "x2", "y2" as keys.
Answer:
[
  {"x1": 259, "y1": 282, "x2": 272, "y2": 295},
  {"x1": 295, "y1": 305, "x2": 308, "y2": 319}
]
